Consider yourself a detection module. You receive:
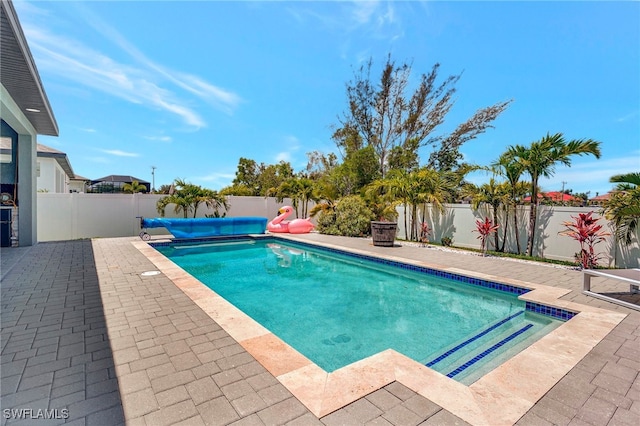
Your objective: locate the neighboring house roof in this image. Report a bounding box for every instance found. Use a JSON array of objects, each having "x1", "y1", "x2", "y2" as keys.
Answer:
[
  {"x1": 91, "y1": 175, "x2": 150, "y2": 185},
  {"x1": 0, "y1": 0, "x2": 58, "y2": 136},
  {"x1": 524, "y1": 191, "x2": 580, "y2": 203},
  {"x1": 0, "y1": 139, "x2": 74, "y2": 178},
  {"x1": 69, "y1": 174, "x2": 89, "y2": 182},
  {"x1": 589, "y1": 192, "x2": 612, "y2": 202},
  {"x1": 36, "y1": 143, "x2": 74, "y2": 178}
]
